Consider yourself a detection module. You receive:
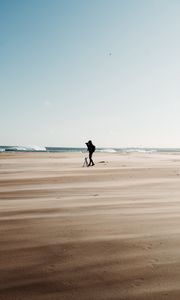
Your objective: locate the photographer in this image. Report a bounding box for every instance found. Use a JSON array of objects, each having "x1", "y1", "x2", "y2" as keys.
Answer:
[{"x1": 85, "y1": 140, "x2": 95, "y2": 166}]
